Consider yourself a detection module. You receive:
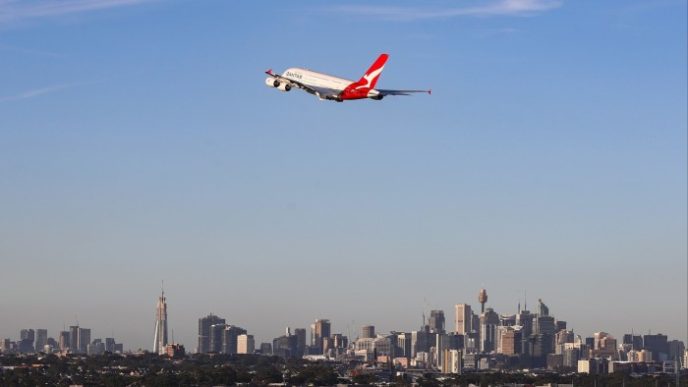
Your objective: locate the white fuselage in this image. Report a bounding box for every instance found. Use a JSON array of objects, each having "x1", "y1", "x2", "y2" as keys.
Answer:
[{"x1": 282, "y1": 68, "x2": 353, "y2": 91}]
